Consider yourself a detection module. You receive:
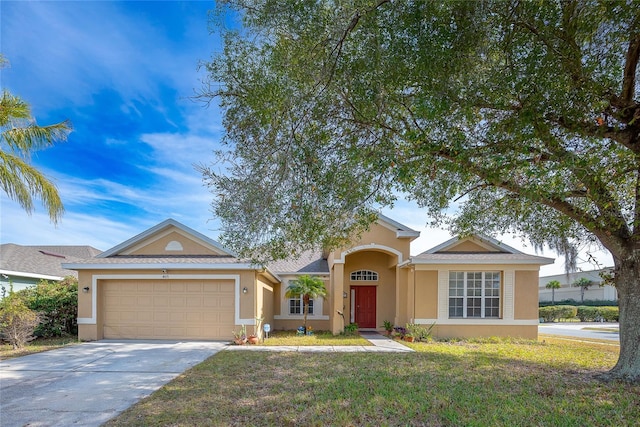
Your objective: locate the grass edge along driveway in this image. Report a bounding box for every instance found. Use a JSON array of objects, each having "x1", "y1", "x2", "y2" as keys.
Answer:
[{"x1": 105, "y1": 337, "x2": 639, "y2": 427}]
